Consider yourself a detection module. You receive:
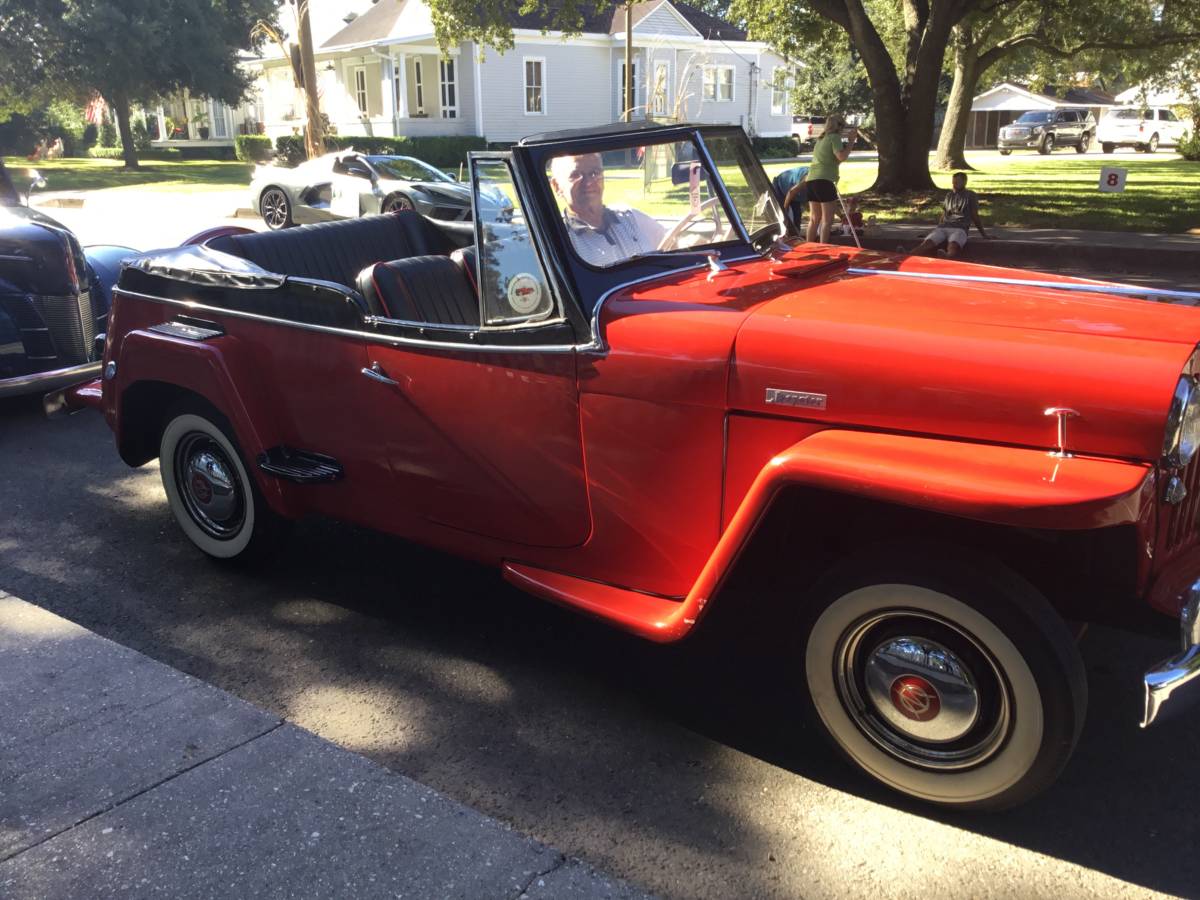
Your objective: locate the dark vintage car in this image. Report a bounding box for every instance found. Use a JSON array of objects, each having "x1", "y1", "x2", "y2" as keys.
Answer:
[
  {"x1": 53, "y1": 121, "x2": 1200, "y2": 811},
  {"x1": 0, "y1": 168, "x2": 132, "y2": 398}
]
